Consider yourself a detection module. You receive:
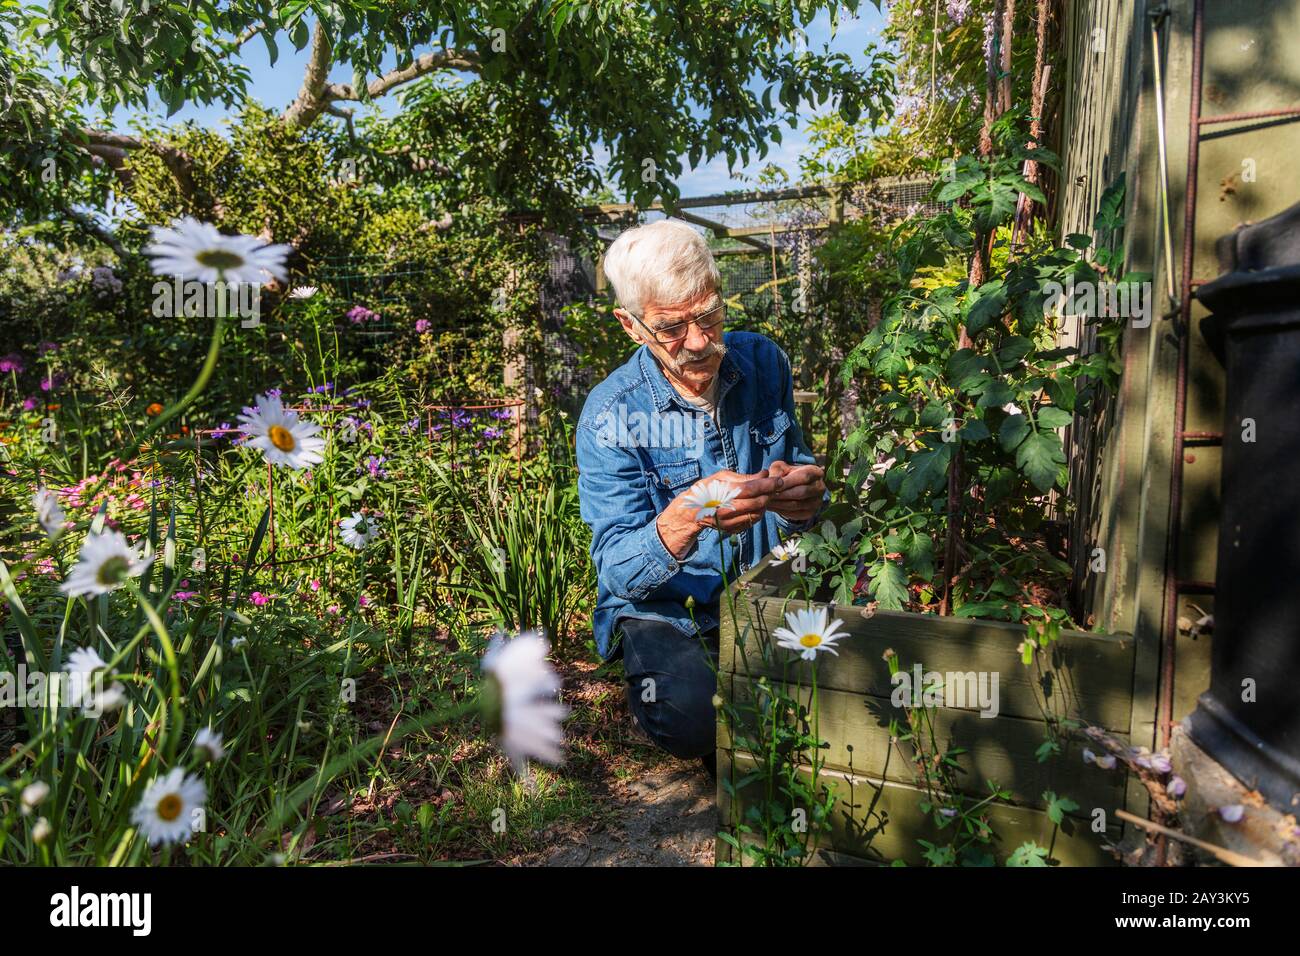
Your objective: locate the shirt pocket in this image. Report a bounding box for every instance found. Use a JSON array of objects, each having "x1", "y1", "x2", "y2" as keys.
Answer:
[
  {"x1": 749, "y1": 407, "x2": 793, "y2": 448},
  {"x1": 647, "y1": 457, "x2": 702, "y2": 500}
]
